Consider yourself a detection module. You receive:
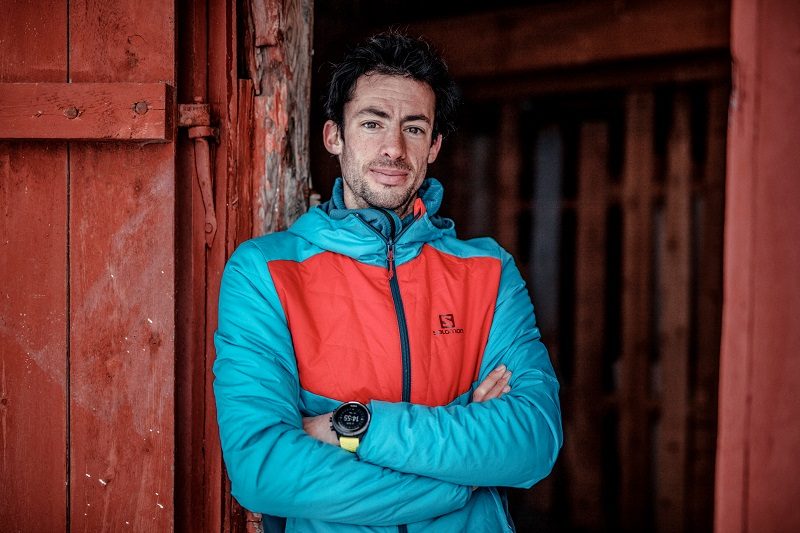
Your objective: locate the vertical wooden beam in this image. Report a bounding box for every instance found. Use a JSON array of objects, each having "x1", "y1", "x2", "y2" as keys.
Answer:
[
  {"x1": 223, "y1": 1, "x2": 314, "y2": 527},
  {"x1": 620, "y1": 90, "x2": 655, "y2": 530},
  {"x1": 0, "y1": 1, "x2": 68, "y2": 528},
  {"x1": 68, "y1": 1, "x2": 175, "y2": 530},
  {"x1": 495, "y1": 102, "x2": 522, "y2": 258},
  {"x1": 175, "y1": 0, "x2": 212, "y2": 530},
  {"x1": 209, "y1": 0, "x2": 239, "y2": 530},
  {"x1": 718, "y1": 0, "x2": 800, "y2": 531},
  {"x1": 530, "y1": 125, "x2": 563, "y2": 341},
  {"x1": 568, "y1": 121, "x2": 609, "y2": 530},
  {"x1": 656, "y1": 91, "x2": 692, "y2": 532},
  {"x1": 687, "y1": 83, "x2": 727, "y2": 532},
  {"x1": 245, "y1": 0, "x2": 314, "y2": 234}
]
